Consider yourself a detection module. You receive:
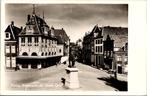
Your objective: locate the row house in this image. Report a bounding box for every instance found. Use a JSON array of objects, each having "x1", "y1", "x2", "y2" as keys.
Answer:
[
  {"x1": 114, "y1": 43, "x2": 128, "y2": 74},
  {"x1": 5, "y1": 21, "x2": 21, "y2": 69},
  {"x1": 53, "y1": 28, "x2": 69, "y2": 56},
  {"x1": 82, "y1": 25, "x2": 104, "y2": 68},
  {"x1": 103, "y1": 35, "x2": 114, "y2": 70},
  {"x1": 82, "y1": 25, "x2": 128, "y2": 73}
]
